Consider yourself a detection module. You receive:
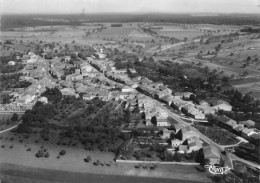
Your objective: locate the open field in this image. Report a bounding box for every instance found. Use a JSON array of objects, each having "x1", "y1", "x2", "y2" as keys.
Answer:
[
  {"x1": 158, "y1": 30, "x2": 203, "y2": 41},
  {"x1": 0, "y1": 163, "x2": 207, "y2": 183},
  {"x1": 0, "y1": 113, "x2": 12, "y2": 123},
  {"x1": 0, "y1": 131, "x2": 212, "y2": 183}
]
